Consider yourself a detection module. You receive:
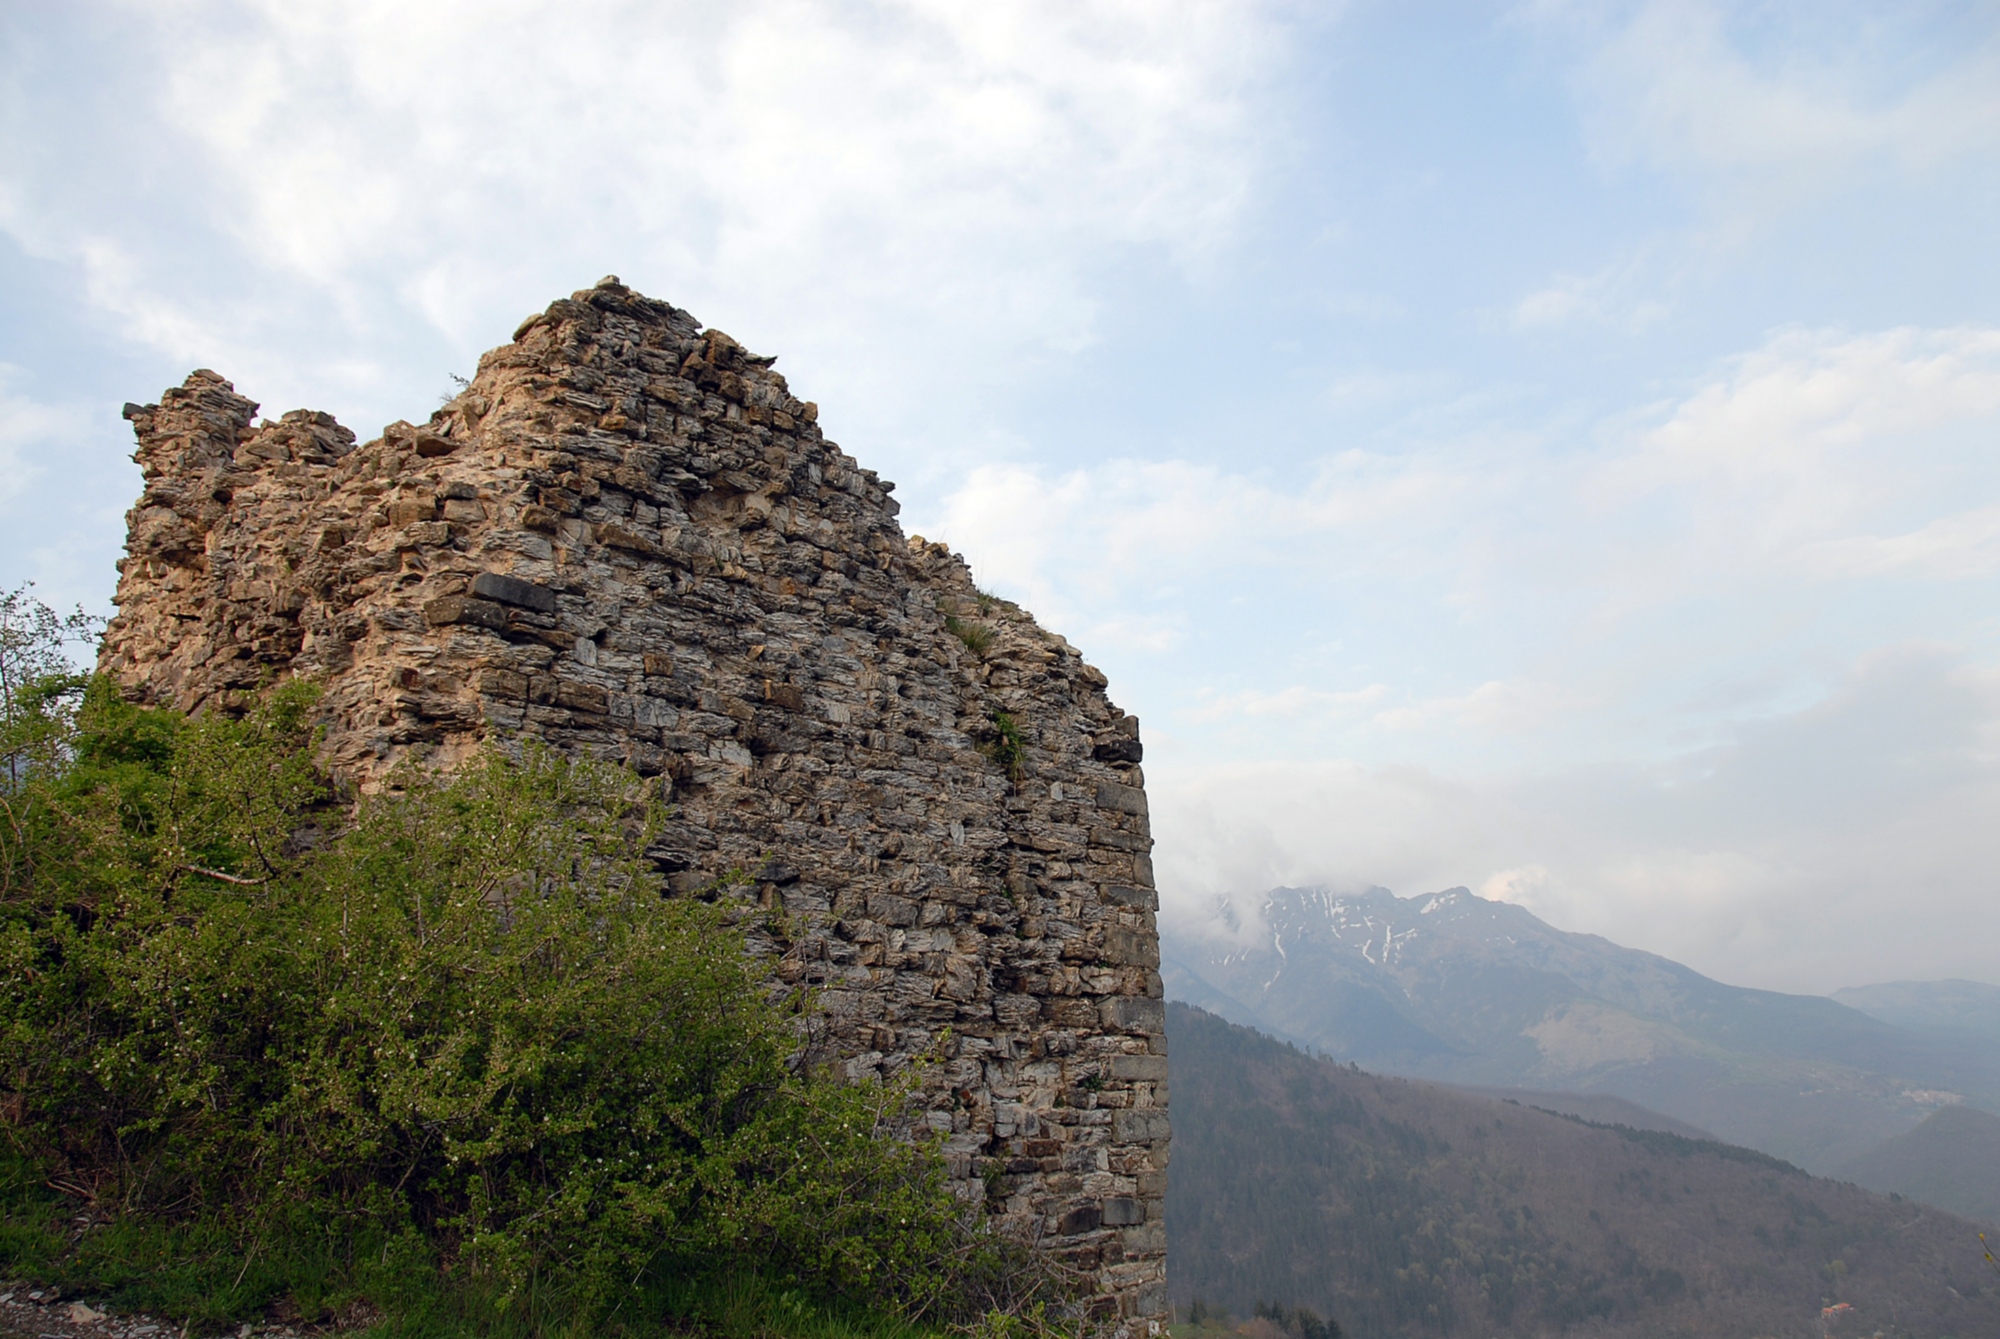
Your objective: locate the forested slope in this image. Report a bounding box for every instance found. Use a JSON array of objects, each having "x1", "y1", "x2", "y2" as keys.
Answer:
[
  {"x1": 1166, "y1": 1003, "x2": 1999, "y2": 1338},
  {"x1": 1839, "y1": 1105, "x2": 2000, "y2": 1228}
]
